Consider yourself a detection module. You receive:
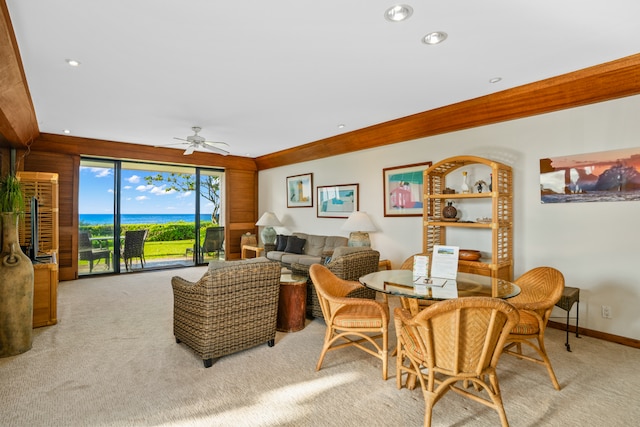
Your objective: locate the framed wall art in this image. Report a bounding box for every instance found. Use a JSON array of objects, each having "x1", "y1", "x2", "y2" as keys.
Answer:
[
  {"x1": 540, "y1": 147, "x2": 640, "y2": 203},
  {"x1": 383, "y1": 161, "x2": 432, "y2": 216},
  {"x1": 317, "y1": 184, "x2": 359, "y2": 218},
  {"x1": 286, "y1": 173, "x2": 313, "y2": 207}
]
